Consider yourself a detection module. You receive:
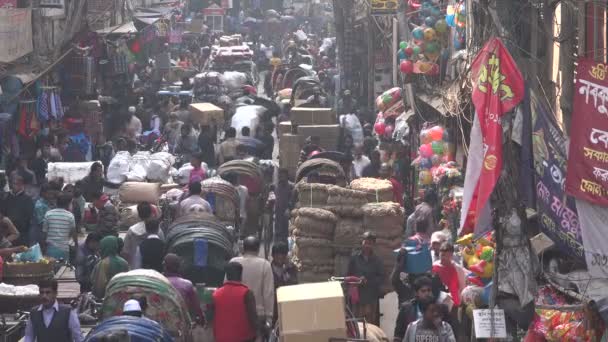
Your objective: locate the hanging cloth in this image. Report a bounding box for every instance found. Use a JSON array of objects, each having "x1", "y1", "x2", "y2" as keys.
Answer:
[
  {"x1": 37, "y1": 90, "x2": 50, "y2": 123},
  {"x1": 18, "y1": 100, "x2": 40, "y2": 140}
]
